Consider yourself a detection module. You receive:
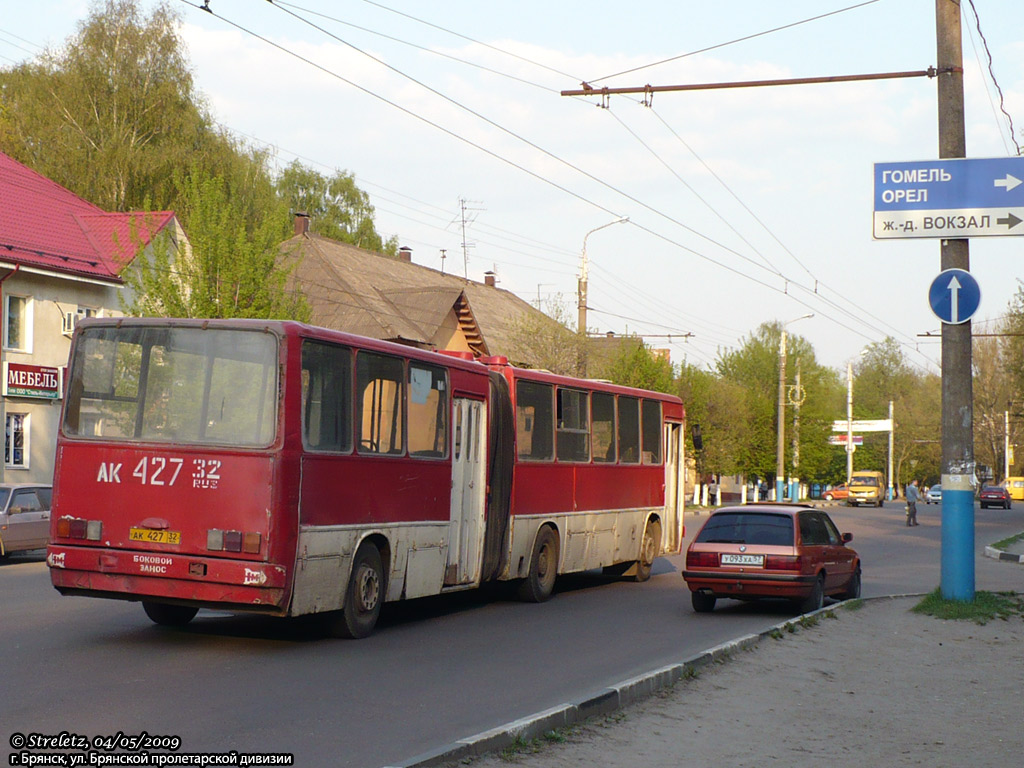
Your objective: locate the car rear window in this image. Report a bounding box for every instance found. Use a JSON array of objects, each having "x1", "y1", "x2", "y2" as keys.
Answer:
[{"x1": 695, "y1": 513, "x2": 794, "y2": 546}]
